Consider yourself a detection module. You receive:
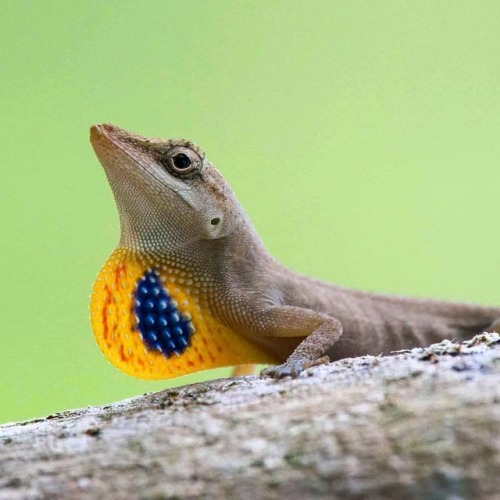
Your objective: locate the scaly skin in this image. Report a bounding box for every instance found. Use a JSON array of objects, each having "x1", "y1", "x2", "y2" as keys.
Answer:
[{"x1": 89, "y1": 124, "x2": 500, "y2": 379}]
